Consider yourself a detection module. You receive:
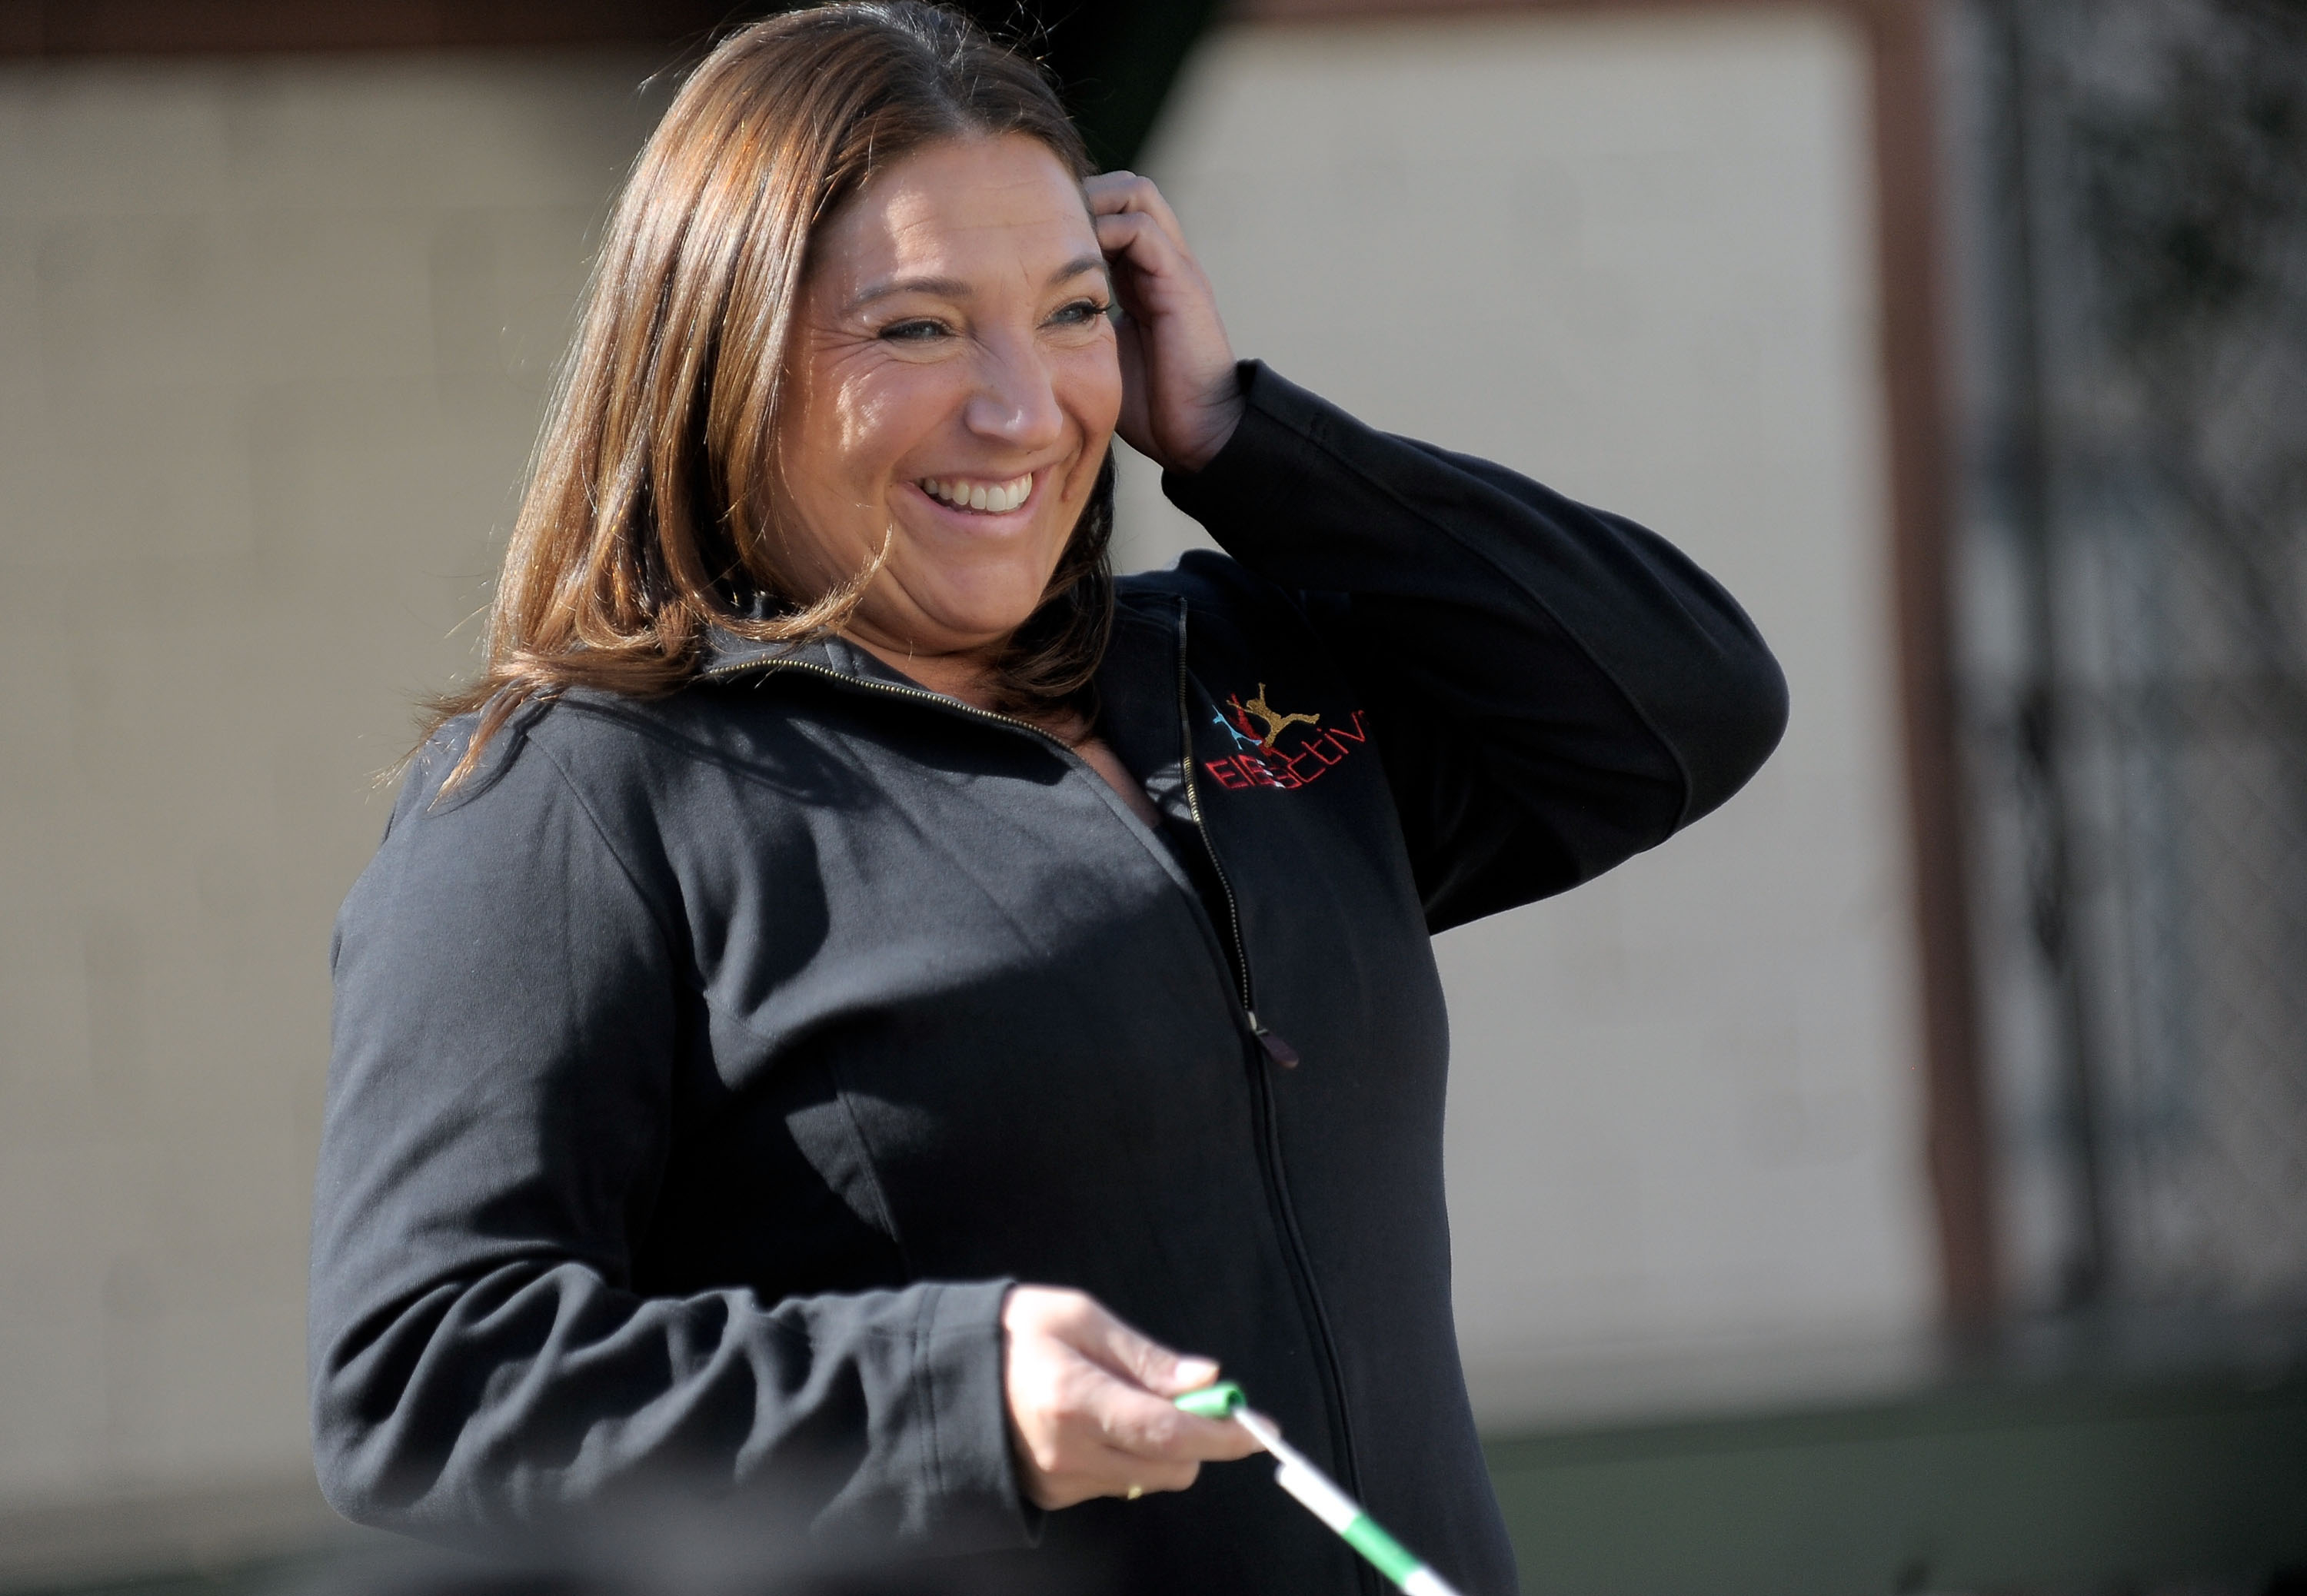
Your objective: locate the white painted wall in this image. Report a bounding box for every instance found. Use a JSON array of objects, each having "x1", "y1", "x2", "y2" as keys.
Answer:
[{"x1": 1120, "y1": 8, "x2": 1939, "y2": 1421}]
